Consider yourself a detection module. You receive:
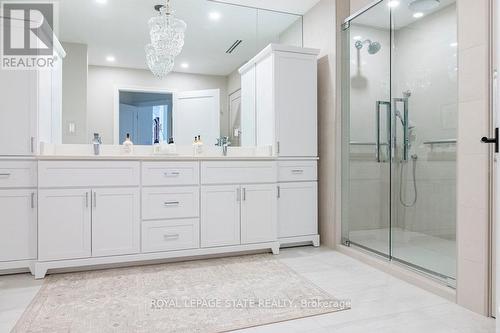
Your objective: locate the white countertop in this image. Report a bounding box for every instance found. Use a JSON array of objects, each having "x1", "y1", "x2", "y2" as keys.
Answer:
[{"x1": 36, "y1": 154, "x2": 279, "y2": 161}]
